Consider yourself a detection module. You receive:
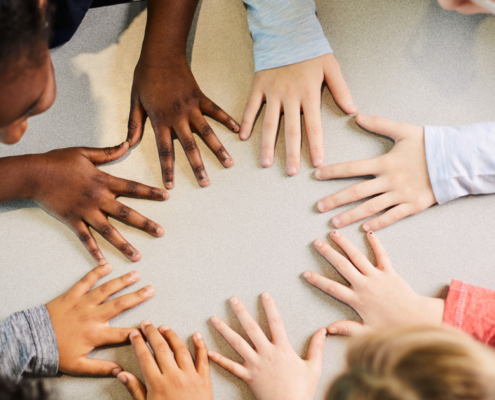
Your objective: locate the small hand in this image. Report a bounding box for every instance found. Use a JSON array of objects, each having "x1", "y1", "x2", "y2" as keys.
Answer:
[
  {"x1": 46, "y1": 264, "x2": 155, "y2": 376},
  {"x1": 304, "y1": 230, "x2": 444, "y2": 336},
  {"x1": 316, "y1": 114, "x2": 437, "y2": 231},
  {"x1": 30, "y1": 143, "x2": 167, "y2": 264},
  {"x1": 240, "y1": 54, "x2": 357, "y2": 175},
  {"x1": 208, "y1": 293, "x2": 327, "y2": 400},
  {"x1": 117, "y1": 322, "x2": 212, "y2": 400},
  {"x1": 128, "y1": 57, "x2": 240, "y2": 188}
]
